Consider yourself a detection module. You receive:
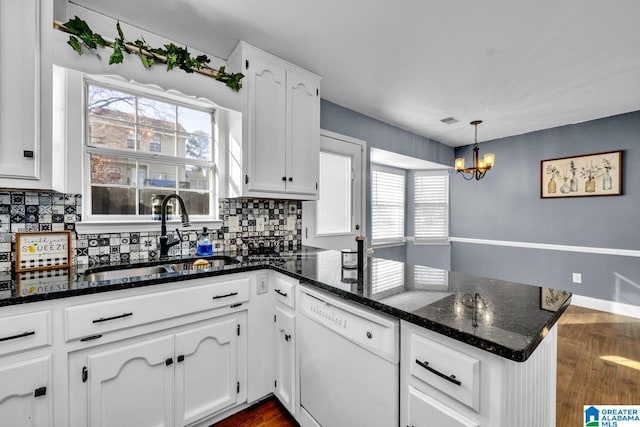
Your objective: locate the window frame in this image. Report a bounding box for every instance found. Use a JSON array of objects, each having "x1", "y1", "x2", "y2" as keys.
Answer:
[
  {"x1": 413, "y1": 170, "x2": 450, "y2": 244},
  {"x1": 371, "y1": 164, "x2": 406, "y2": 246},
  {"x1": 82, "y1": 76, "x2": 219, "y2": 225}
]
